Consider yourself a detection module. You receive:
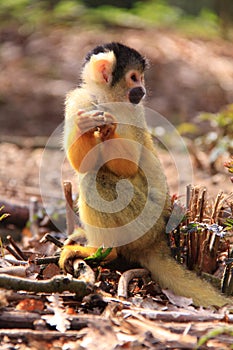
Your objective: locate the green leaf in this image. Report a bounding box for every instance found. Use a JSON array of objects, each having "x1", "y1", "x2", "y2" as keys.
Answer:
[
  {"x1": 84, "y1": 247, "x2": 112, "y2": 263},
  {"x1": 0, "y1": 206, "x2": 10, "y2": 222},
  {"x1": 196, "y1": 326, "x2": 233, "y2": 348}
]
